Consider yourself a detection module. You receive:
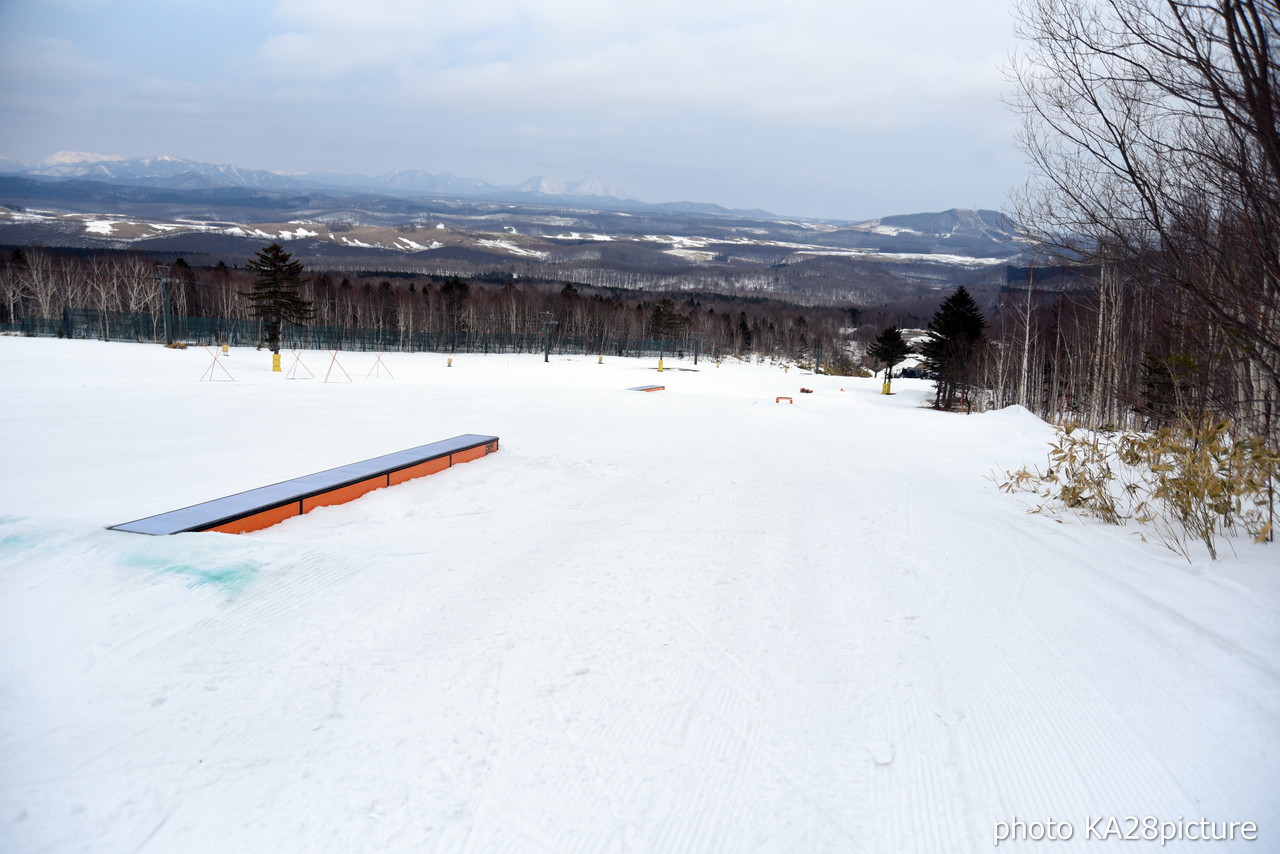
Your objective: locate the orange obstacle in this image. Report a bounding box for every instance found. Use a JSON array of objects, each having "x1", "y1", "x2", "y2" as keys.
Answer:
[
  {"x1": 629, "y1": 385, "x2": 665, "y2": 392},
  {"x1": 776, "y1": 396, "x2": 793, "y2": 403},
  {"x1": 110, "y1": 435, "x2": 499, "y2": 535}
]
